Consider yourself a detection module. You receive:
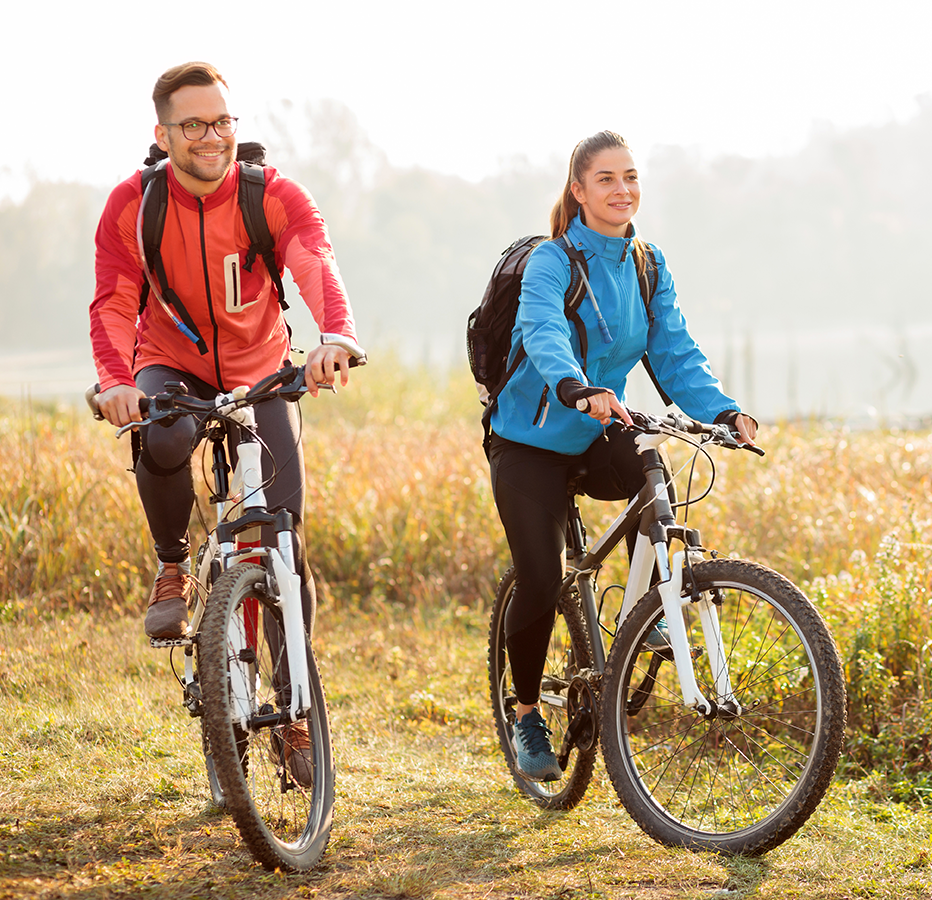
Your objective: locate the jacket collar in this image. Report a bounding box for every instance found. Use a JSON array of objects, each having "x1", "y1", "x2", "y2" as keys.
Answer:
[
  {"x1": 165, "y1": 162, "x2": 239, "y2": 210},
  {"x1": 566, "y1": 214, "x2": 638, "y2": 264}
]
